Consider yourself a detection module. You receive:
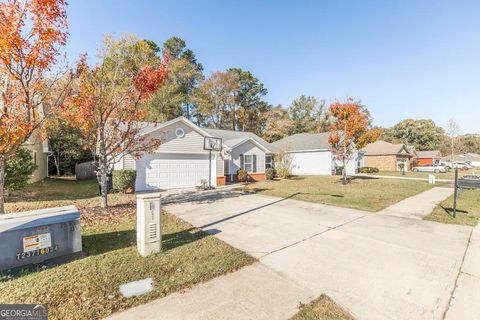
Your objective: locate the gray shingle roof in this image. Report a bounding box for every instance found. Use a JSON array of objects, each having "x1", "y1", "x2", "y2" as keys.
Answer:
[
  {"x1": 271, "y1": 132, "x2": 331, "y2": 151},
  {"x1": 441, "y1": 153, "x2": 480, "y2": 162},
  {"x1": 415, "y1": 150, "x2": 442, "y2": 159},
  {"x1": 203, "y1": 128, "x2": 274, "y2": 152},
  {"x1": 362, "y1": 140, "x2": 410, "y2": 156}
]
